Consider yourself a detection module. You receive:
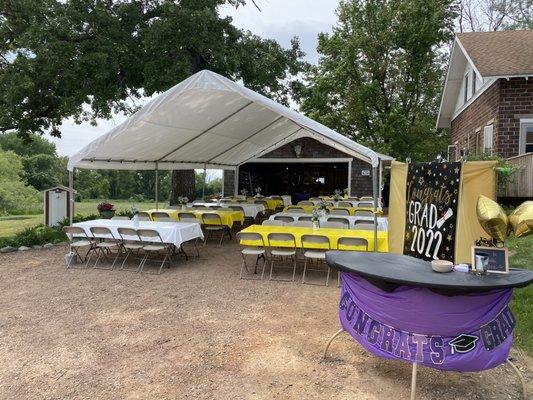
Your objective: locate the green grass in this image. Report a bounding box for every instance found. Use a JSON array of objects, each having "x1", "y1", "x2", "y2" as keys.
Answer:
[
  {"x1": 507, "y1": 233, "x2": 533, "y2": 354},
  {"x1": 0, "y1": 200, "x2": 165, "y2": 238}
]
